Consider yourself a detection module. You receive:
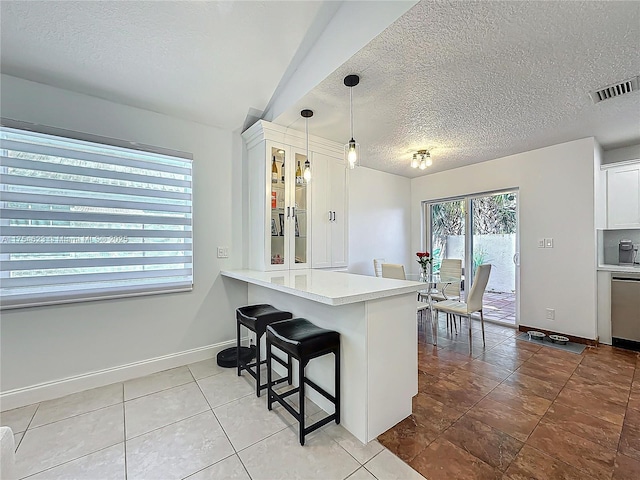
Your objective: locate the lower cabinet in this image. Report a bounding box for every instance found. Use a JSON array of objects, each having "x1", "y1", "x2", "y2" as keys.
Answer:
[{"x1": 311, "y1": 152, "x2": 348, "y2": 268}]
